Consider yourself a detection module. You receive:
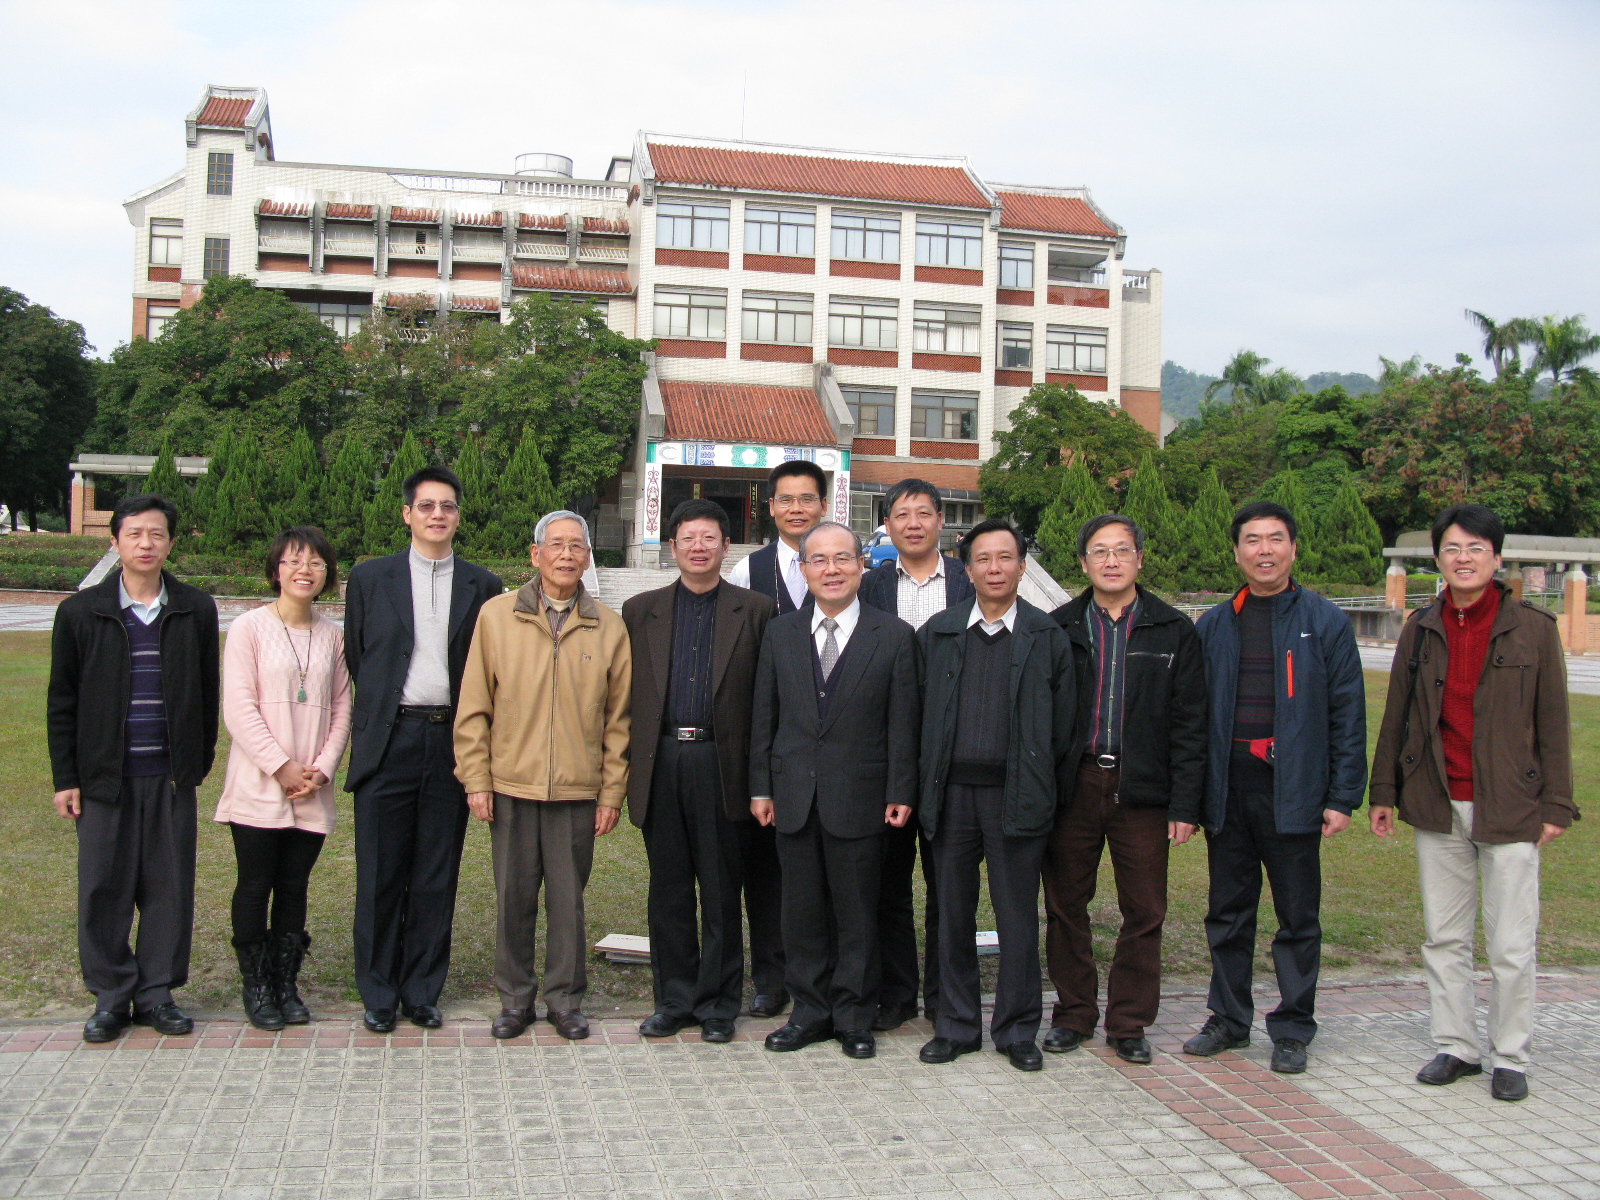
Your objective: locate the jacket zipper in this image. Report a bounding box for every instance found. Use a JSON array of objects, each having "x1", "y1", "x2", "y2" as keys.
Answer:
[
  {"x1": 1286, "y1": 648, "x2": 1295, "y2": 699},
  {"x1": 548, "y1": 618, "x2": 560, "y2": 801}
]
